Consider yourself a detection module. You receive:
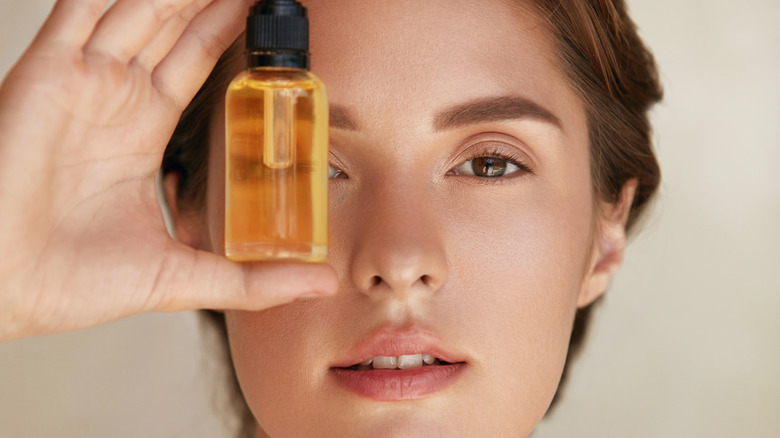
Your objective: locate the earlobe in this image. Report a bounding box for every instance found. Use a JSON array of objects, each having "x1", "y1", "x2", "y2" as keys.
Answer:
[
  {"x1": 163, "y1": 172, "x2": 203, "y2": 249},
  {"x1": 578, "y1": 179, "x2": 639, "y2": 308}
]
